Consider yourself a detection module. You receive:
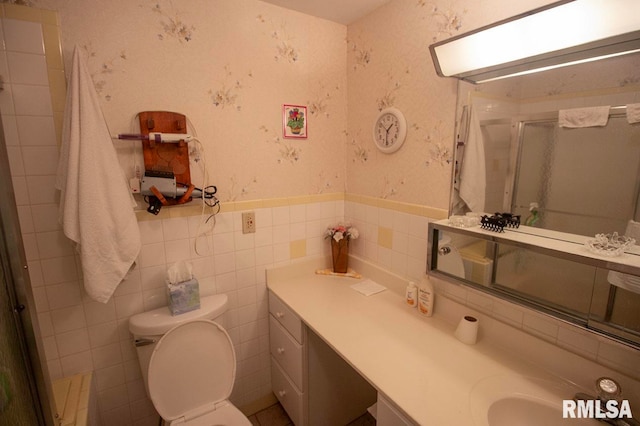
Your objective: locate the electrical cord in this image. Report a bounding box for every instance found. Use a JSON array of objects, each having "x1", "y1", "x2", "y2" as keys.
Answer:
[
  {"x1": 201, "y1": 185, "x2": 220, "y2": 209},
  {"x1": 174, "y1": 183, "x2": 220, "y2": 212},
  {"x1": 185, "y1": 134, "x2": 219, "y2": 256}
]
